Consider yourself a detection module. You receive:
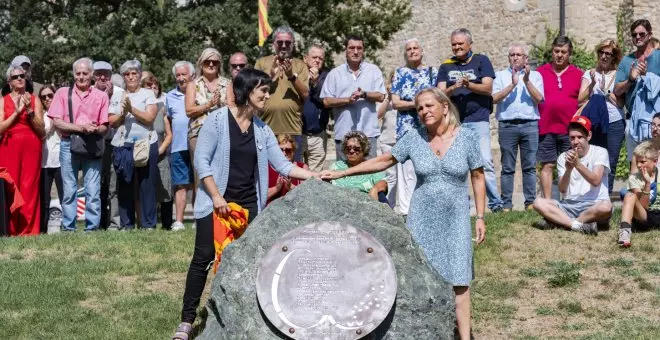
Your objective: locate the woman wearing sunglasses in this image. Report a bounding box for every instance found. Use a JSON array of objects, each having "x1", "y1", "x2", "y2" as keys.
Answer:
[
  {"x1": 0, "y1": 65, "x2": 45, "y2": 236},
  {"x1": 38, "y1": 85, "x2": 64, "y2": 234},
  {"x1": 267, "y1": 134, "x2": 308, "y2": 204},
  {"x1": 185, "y1": 48, "x2": 231, "y2": 196},
  {"x1": 328, "y1": 130, "x2": 389, "y2": 203},
  {"x1": 577, "y1": 39, "x2": 624, "y2": 193}
]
